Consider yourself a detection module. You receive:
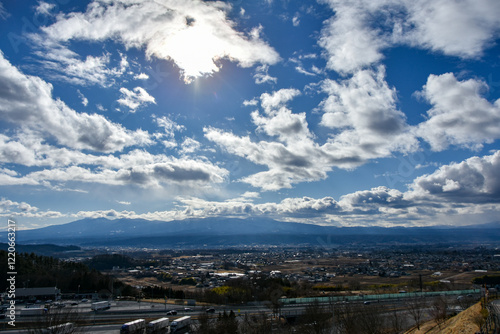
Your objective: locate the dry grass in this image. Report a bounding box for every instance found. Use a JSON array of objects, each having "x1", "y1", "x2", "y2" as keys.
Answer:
[{"x1": 404, "y1": 302, "x2": 484, "y2": 334}]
